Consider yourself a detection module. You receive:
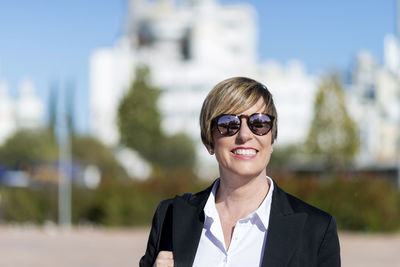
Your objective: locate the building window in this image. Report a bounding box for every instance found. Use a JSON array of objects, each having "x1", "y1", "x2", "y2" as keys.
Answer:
[
  {"x1": 181, "y1": 28, "x2": 191, "y2": 60},
  {"x1": 138, "y1": 21, "x2": 154, "y2": 47}
]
